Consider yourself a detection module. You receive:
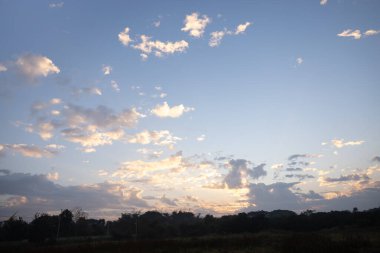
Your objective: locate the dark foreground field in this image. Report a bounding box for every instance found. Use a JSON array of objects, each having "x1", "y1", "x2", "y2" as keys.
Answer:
[{"x1": 1, "y1": 229, "x2": 379, "y2": 253}]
